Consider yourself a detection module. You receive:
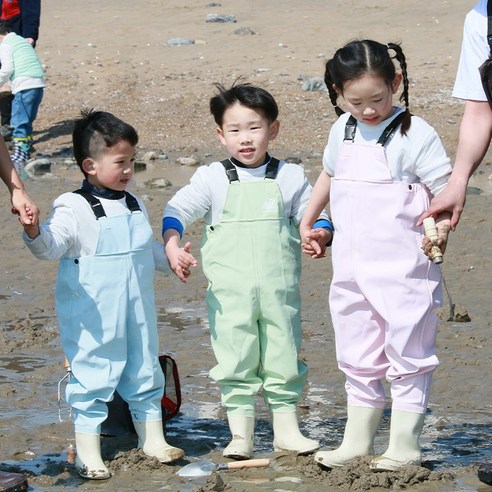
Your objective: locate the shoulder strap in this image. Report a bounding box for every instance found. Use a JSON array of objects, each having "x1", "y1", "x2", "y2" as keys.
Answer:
[
  {"x1": 264, "y1": 157, "x2": 280, "y2": 180},
  {"x1": 221, "y1": 159, "x2": 239, "y2": 183},
  {"x1": 73, "y1": 189, "x2": 142, "y2": 219},
  {"x1": 124, "y1": 192, "x2": 141, "y2": 212},
  {"x1": 221, "y1": 156, "x2": 281, "y2": 182},
  {"x1": 344, "y1": 115, "x2": 357, "y2": 141},
  {"x1": 342, "y1": 112, "x2": 406, "y2": 146},
  {"x1": 376, "y1": 111, "x2": 407, "y2": 146},
  {"x1": 73, "y1": 189, "x2": 106, "y2": 219}
]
